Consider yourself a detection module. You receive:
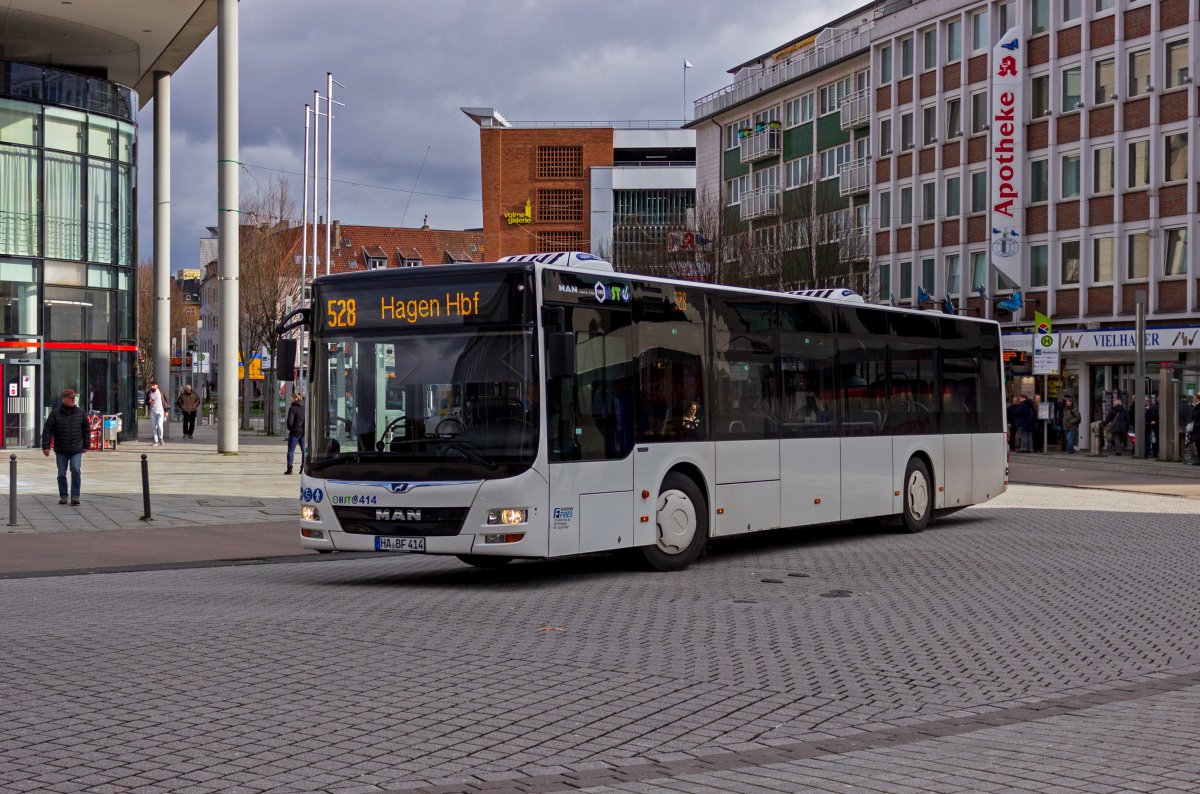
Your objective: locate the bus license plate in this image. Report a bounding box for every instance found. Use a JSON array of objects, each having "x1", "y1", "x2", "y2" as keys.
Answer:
[{"x1": 375, "y1": 537, "x2": 426, "y2": 553}]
